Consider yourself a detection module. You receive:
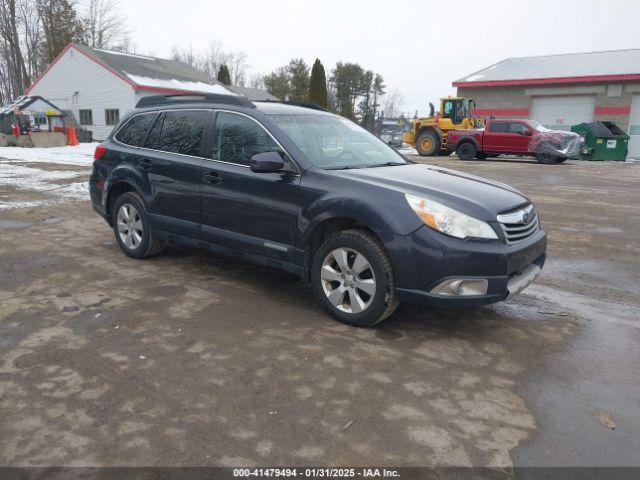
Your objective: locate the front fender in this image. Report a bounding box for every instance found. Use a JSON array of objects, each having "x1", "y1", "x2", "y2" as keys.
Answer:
[
  {"x1": 300, "y1": 192, "x2": 422, "y2": 248},
  {"x1": 454, "y1": 136, "x2": 480, "y2": 151}
]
